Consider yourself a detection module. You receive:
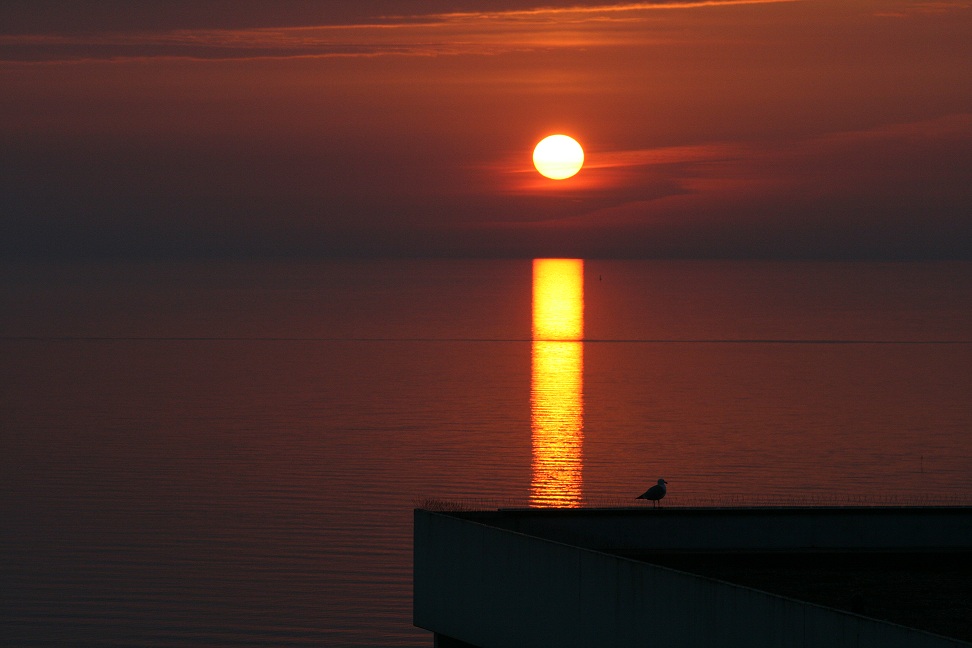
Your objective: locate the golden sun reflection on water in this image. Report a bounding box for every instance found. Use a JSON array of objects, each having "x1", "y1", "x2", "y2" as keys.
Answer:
[
  {"x1": 531, "y1": 259, "x2": 584, "y2": 507},
  {"x1": 532, "y1": 259, "x2": 584, "y2": 341}
]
